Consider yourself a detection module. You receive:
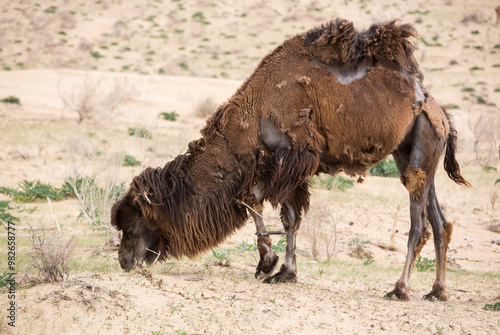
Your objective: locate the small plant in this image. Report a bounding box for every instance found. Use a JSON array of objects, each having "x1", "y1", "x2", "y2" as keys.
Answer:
[
  {"x1": 495, "y1": 178, "x2": 500, "y2": 185},
  {"x1": 123, "y1": 155, "x2": 141, "y2": 167},
  {"x1": 159, "y1": 111, "x2": 179, "y2": 121},
  {"x1": 435, "y1": 325, "x2": 444, "y2": 334},
  {"x1": 173, "y1": 331, "x2": 187, "y2": 335},
  {"x1": 311, "y1": 175, "x2": 355, "y2": 191},
  {"x1": 414, "y1": 256, "x2": 436, "y2": 272},
  {"x1": 90, "y1": 51, "x2": 104, "y2": 59},
  {"x1": 1, "y1": 95, "x2": 21, "y2": 105},
  {"x1": 469, "y1": 66, "x2": 484, "y2": 71},
  {"x1": 482, "y1": 165, "x2": 498, "y2": 172},
  {"x1": 349, "y1": 238, "x2": 371, "y2": 246},
  {"x1": 420, "y1": 37, "x2": 441, "y2": 47},
  {"x1": 192, "y1": 12, "x2": 210, "y2": 25},
  {"x1": 317, "y1": 269, "x2": 325, "y2": 275},
  {"x1": 447, "y1": 104, "x2": 460, "y2": 109},
  {"x1": 408, "y1": 10, "x2": 430, "y2": 15},
  {"x1": 44, "y1": 6, "x2": 57, "y2": 13},
  {"x1": 369, "y1": 159, "x2": 399, "y2": 177},
  {"x1": 476, "y1": 96, "x2": 487, "y2": 104},
  {"x1": 482, "y1": 302, "x2": 500, "y2": 311},
  {"x1": 270, "y1": 297, "x2": 277, "y2": 303},
  {"x1": 128, "y1": 127, "x2": 152, "y2": 139},
  {"x1": 363, "y1": 257, "x2": 374, "y2": 266},
  {"x1": 151, "y1": 332, "x2": 163, "y2": 335},
  {"x1": 168, "y1": 304, "x2": 179, "y2": 314},
  {"x1": 235, "y1": 240, "x2": 258, "y2": 251},
  {"x1": 0, "y1": 200, "x2": 20, "y2": 222},
  {"x1": 461, "y1": 87, "x2": 475, "y2": 92},
  {"x1": 211, "y1": 248, "x2": 230, "y2": 260},
  {"x1": 272, "y1": 236, "x2": 287, "y2": 253},
  {"x1": 0, "y1": 272, "x2": 16, "y2": 293}
]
